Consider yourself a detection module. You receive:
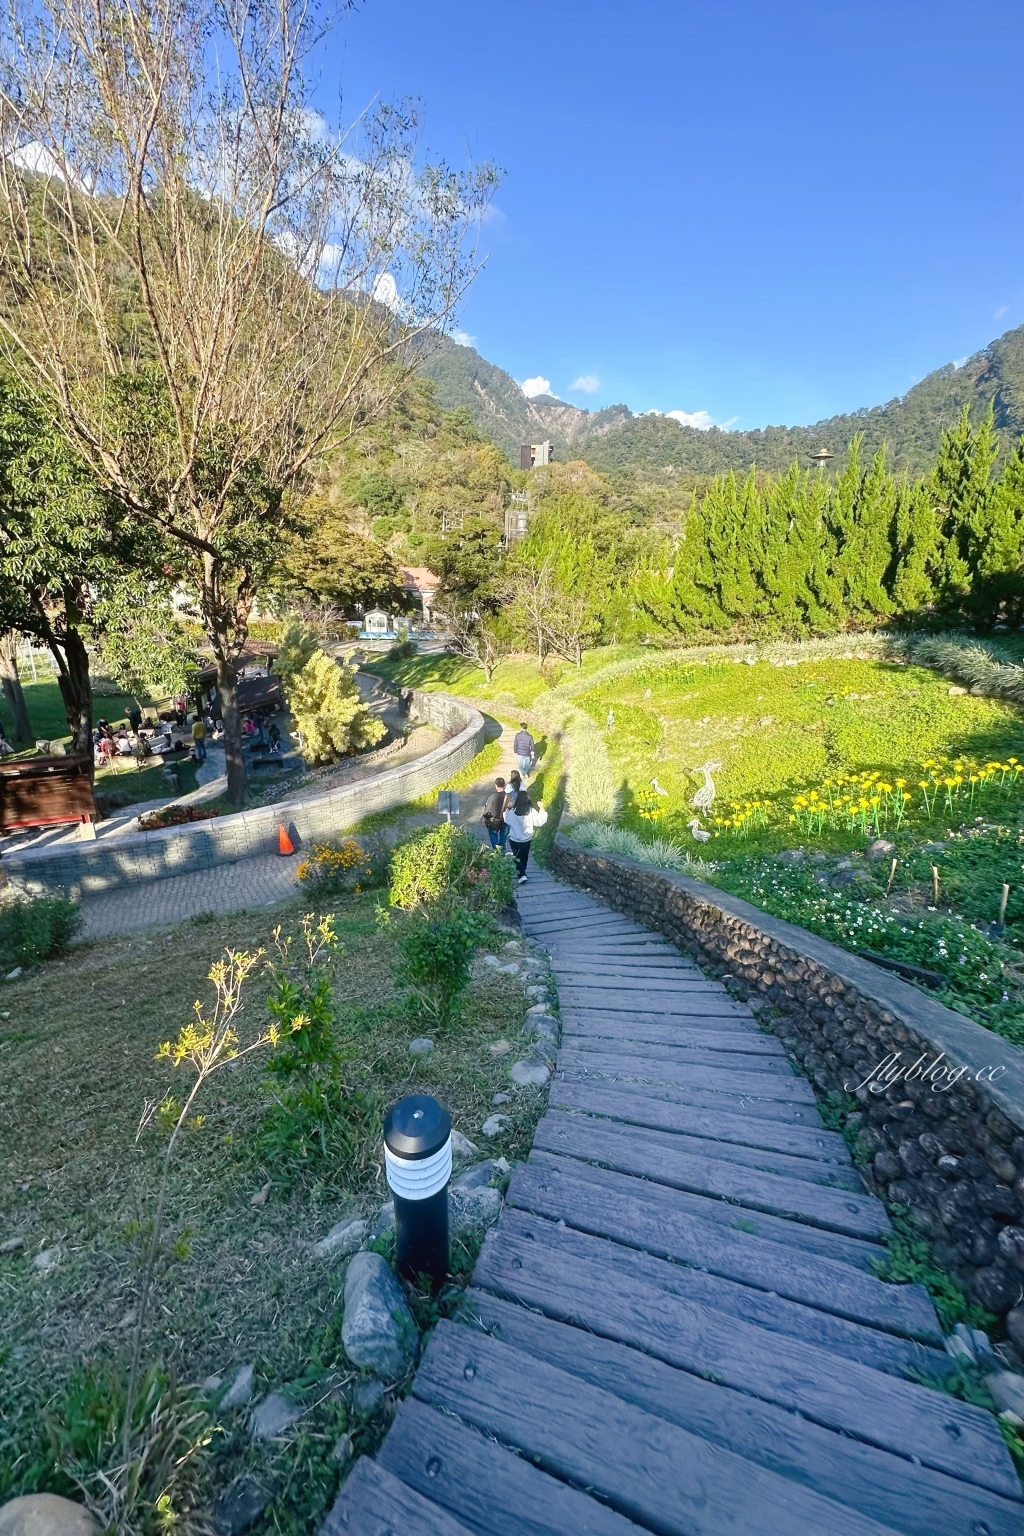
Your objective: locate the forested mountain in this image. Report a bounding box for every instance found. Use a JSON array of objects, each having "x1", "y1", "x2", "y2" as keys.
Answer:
[{"x1": 418, "y1": 323, "x2": 1024, "y2": 480}]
